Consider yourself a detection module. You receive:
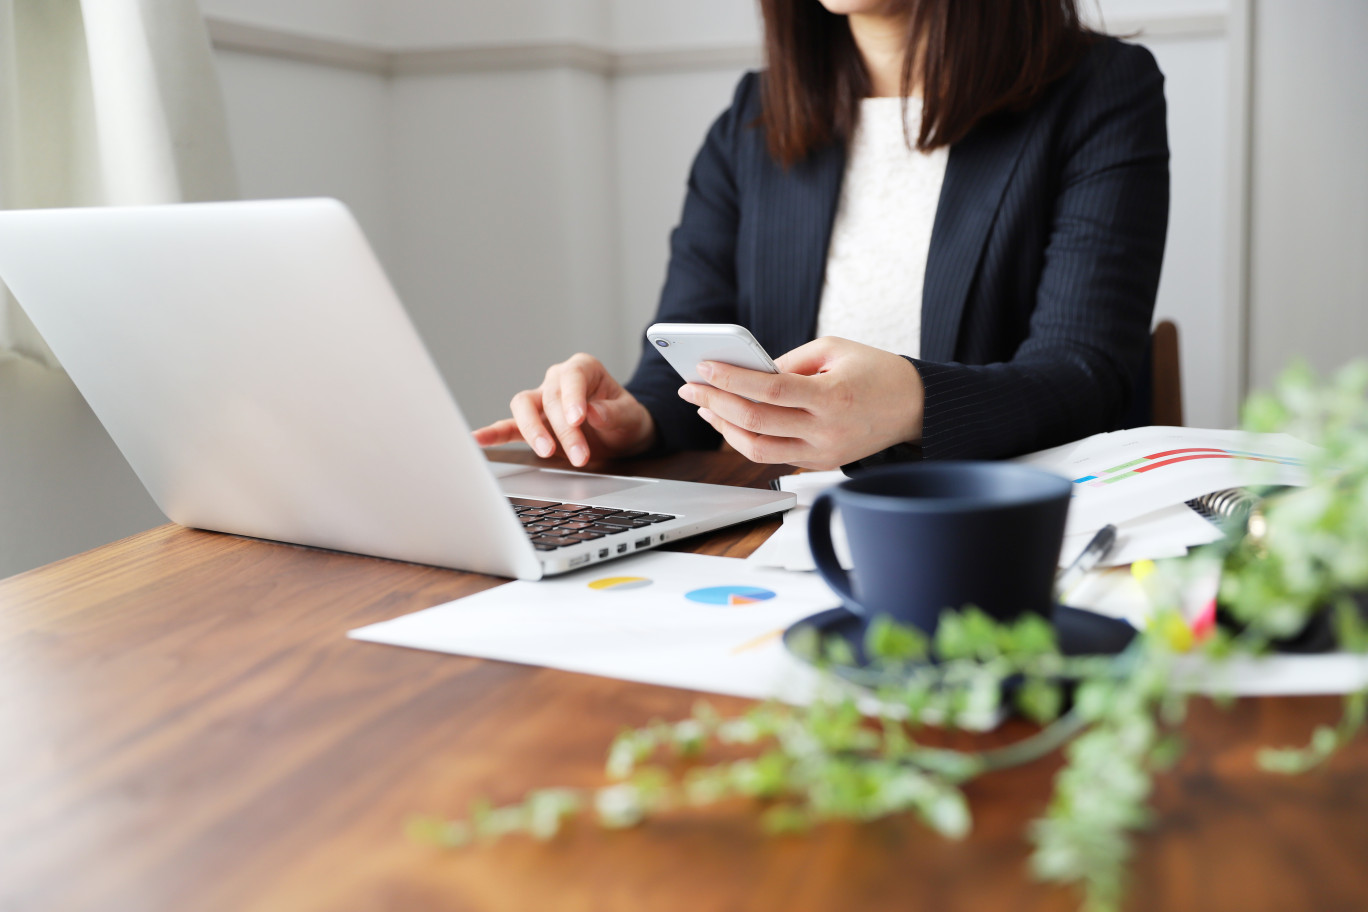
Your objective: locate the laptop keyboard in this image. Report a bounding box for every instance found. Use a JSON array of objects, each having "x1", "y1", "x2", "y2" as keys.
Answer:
[{"x1": 508, "y1": 497, "x2": 677, "y2": 552}]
